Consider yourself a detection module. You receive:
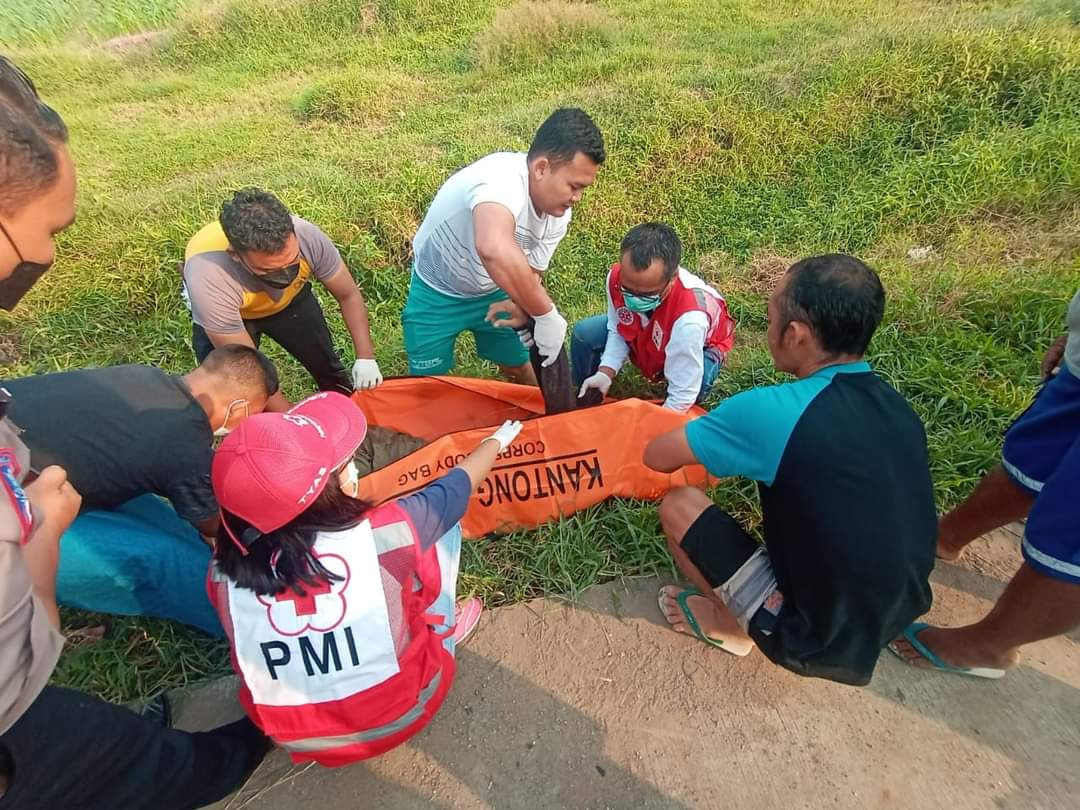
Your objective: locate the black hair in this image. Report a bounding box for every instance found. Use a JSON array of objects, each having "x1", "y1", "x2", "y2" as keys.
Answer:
[
  {"x1": 215, "y1": 475, "x2": 374, "y2": 596},
  {"x1": 219, "y1": 188, "x2": 295, "y2": 254},
  {"x1": 779, "y1": 254, "x2": 886, "y2": 356},
  {"x1": 620, "y1": 222, "x2": 682, "y2": 280},
  {"x1": 0, "y1": 56, "x2": 69, "y2": 215},
  {"x1": 527, "y1": 107, "x2": 605, "y2": 167},
  {"x1": 200, "y1": 344, "x2": 280, "y2": 399}
]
